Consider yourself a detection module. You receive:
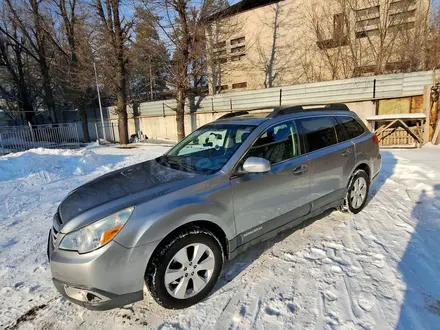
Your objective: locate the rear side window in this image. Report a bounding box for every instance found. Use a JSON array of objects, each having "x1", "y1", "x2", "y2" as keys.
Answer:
[
  {"x1": 338, "y1": 116, "x2": 365, "y2": 140},
  {"x1": 297, "y1": 116, "x2": 338, "y2": 153}
]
